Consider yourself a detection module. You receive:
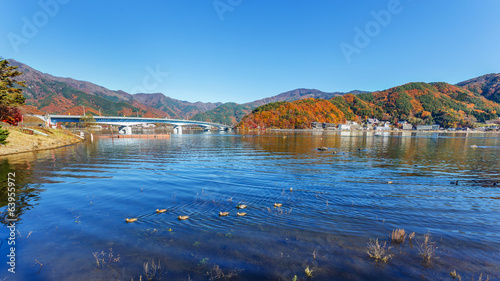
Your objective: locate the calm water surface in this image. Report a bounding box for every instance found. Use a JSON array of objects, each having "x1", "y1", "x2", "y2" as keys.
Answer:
[{"x1": 1, "y1": 131, "x2": 499, "y2": 280}]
